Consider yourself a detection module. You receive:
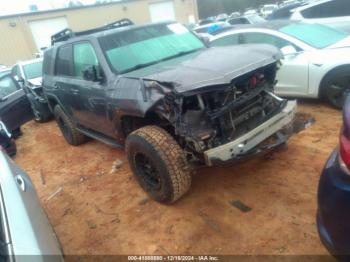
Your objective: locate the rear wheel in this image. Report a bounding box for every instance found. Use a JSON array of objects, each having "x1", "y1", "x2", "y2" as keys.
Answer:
[
  {"x1": 53, "y1": 105, "x2": 86, "y2": 146},
  {"x1": 32, "y1": 104, "x2": 51, "y2": 123},
  {"x1": 126, "y1": 125, "x2": 192, "y2": 204},
  {"x1": 322, "y1": 68, "x2": 350, "y2": 109}
]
